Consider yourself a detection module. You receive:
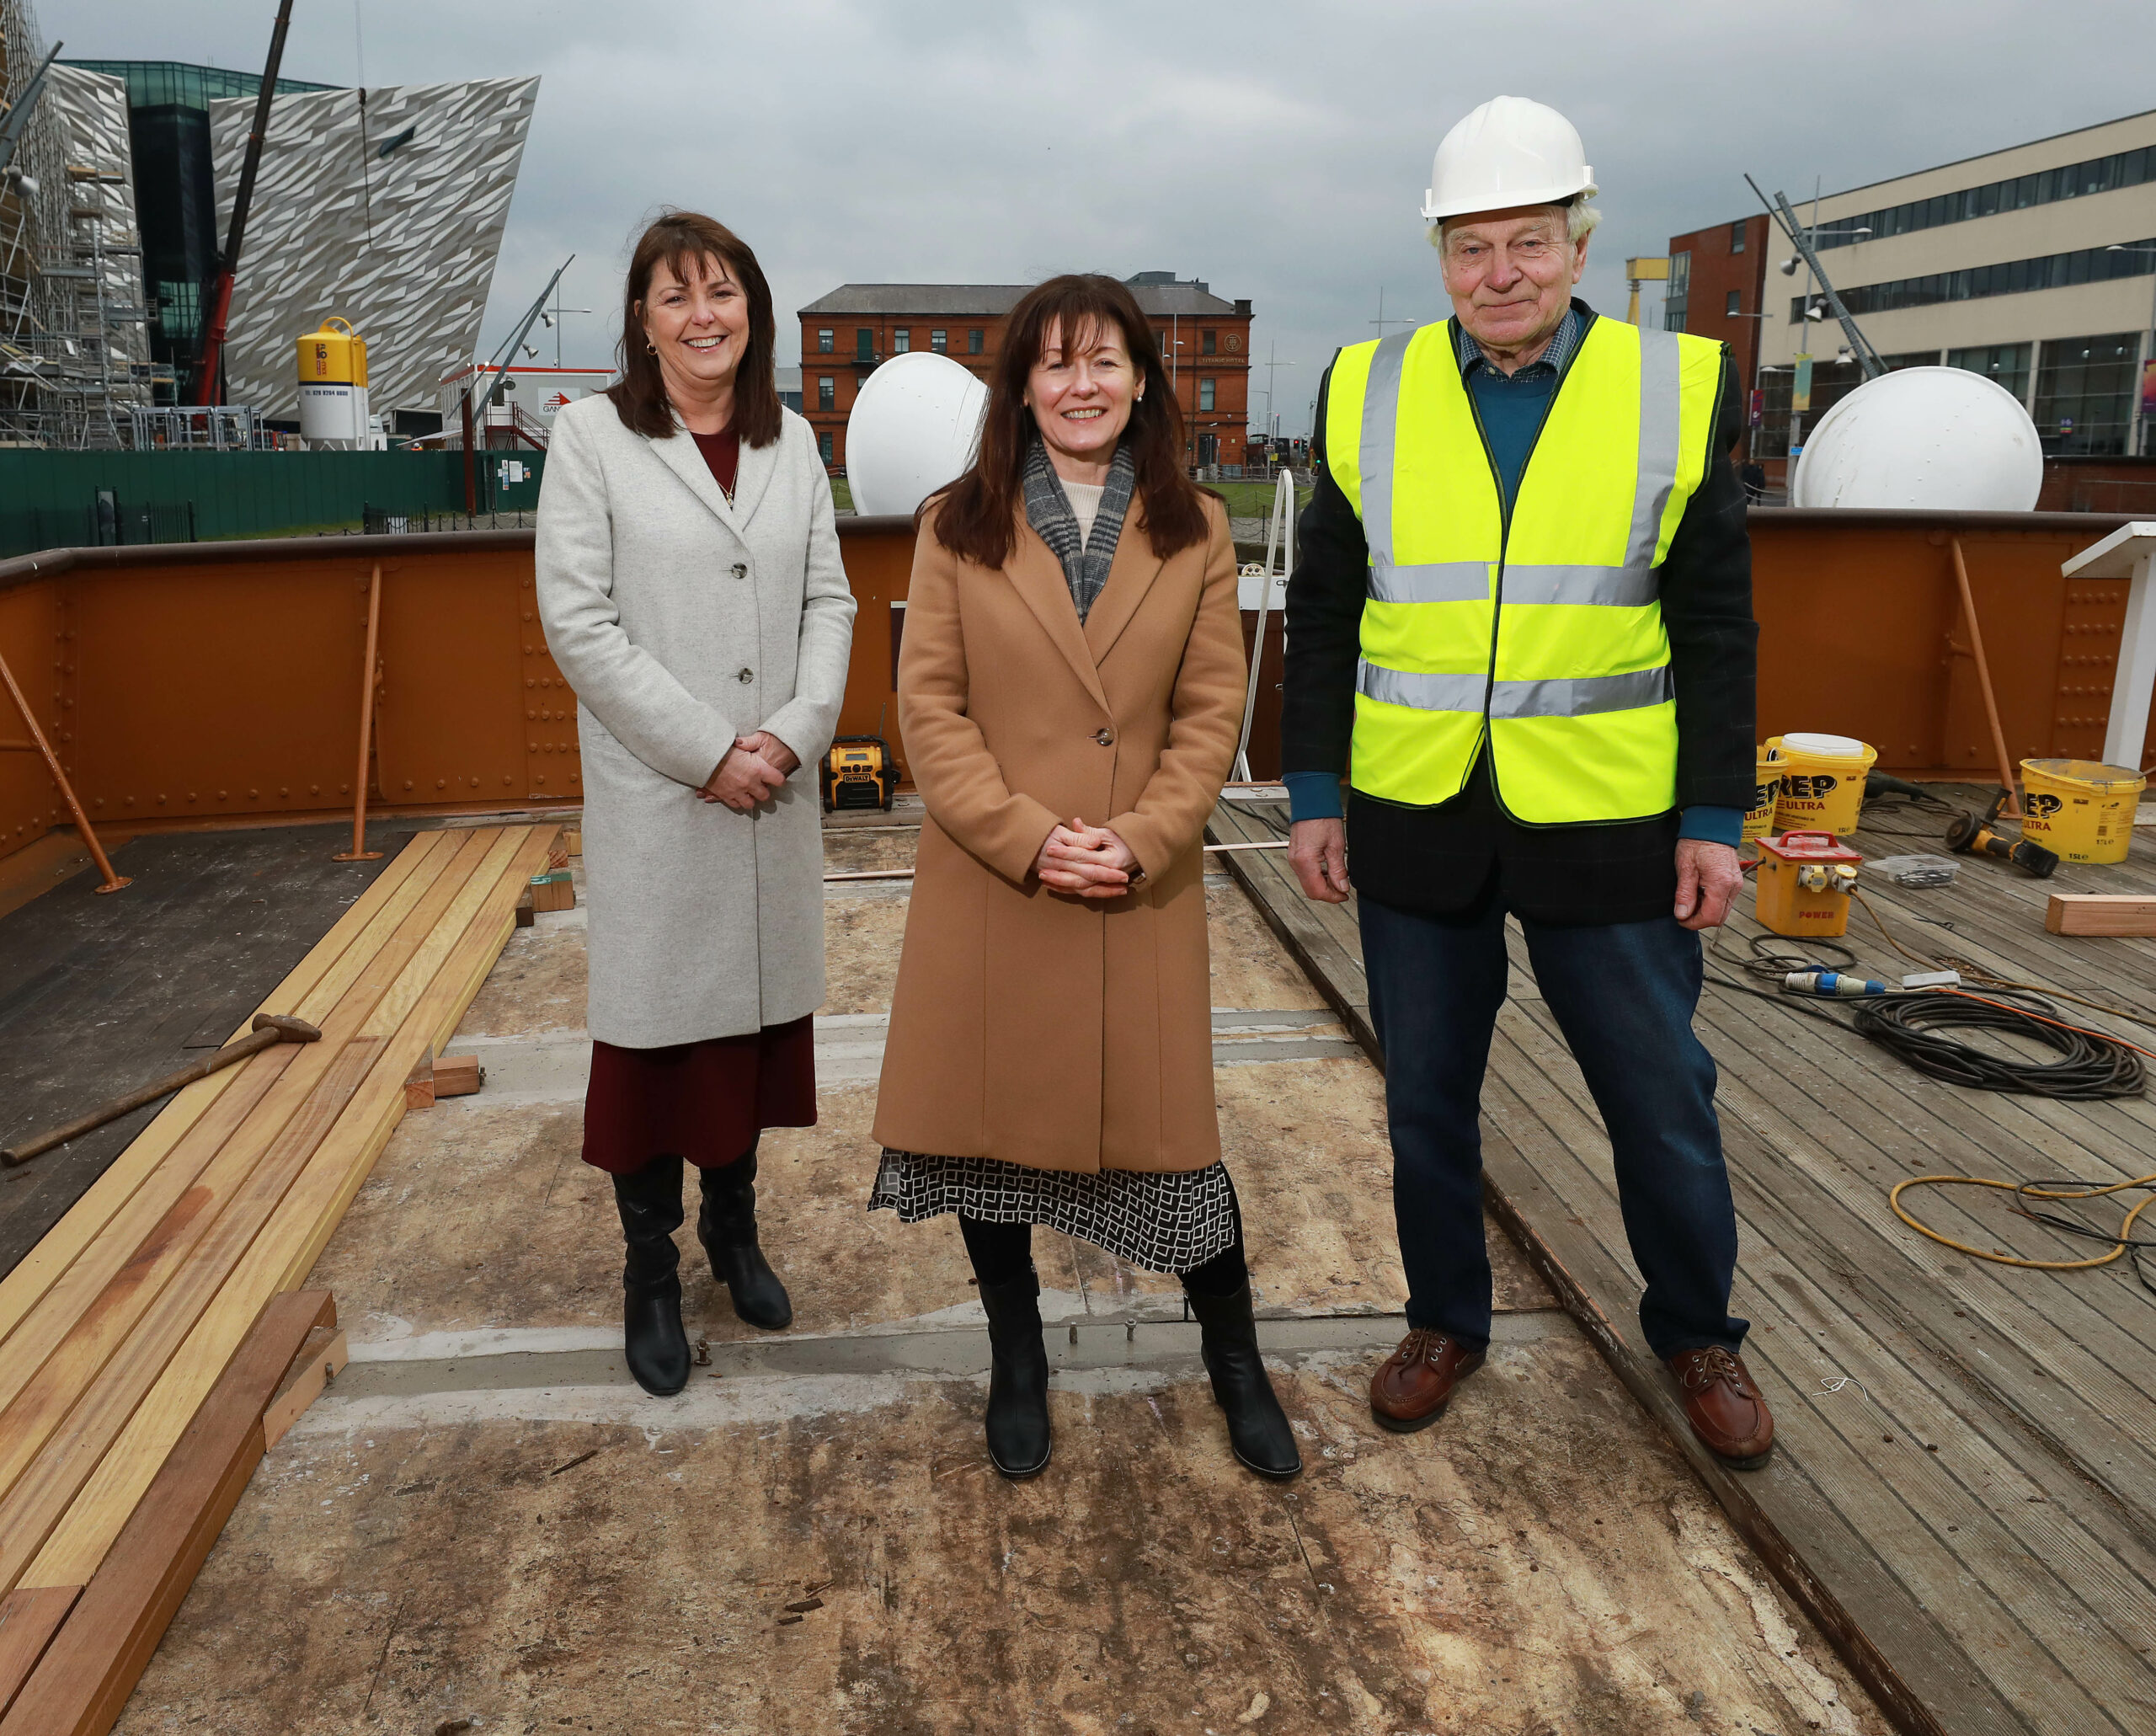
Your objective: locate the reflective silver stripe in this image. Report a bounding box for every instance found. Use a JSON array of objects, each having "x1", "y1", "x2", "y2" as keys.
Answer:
[
  {"x1": 1628, "y1": 328, "x2": 1685, "y2": 570},
  {"x1": 1357, "y1": 331, "x2": 1413, "y2": 566},
  {"x1": 1501, "y1": 563, "x2": 1658, "y2": 607},
  {"x1": 1488, "y1": 666, "x2": 1673, "y2": 718},
  {"x1": 1367, "y1": 559, "x2": 1489, "y2": 604},
  {"x1": 1360, "y1": 660, "x2": 1671, "y2": 718},
  {"x1": 1358, "y1": 661, "x2": 1486, "y2": 713}
]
